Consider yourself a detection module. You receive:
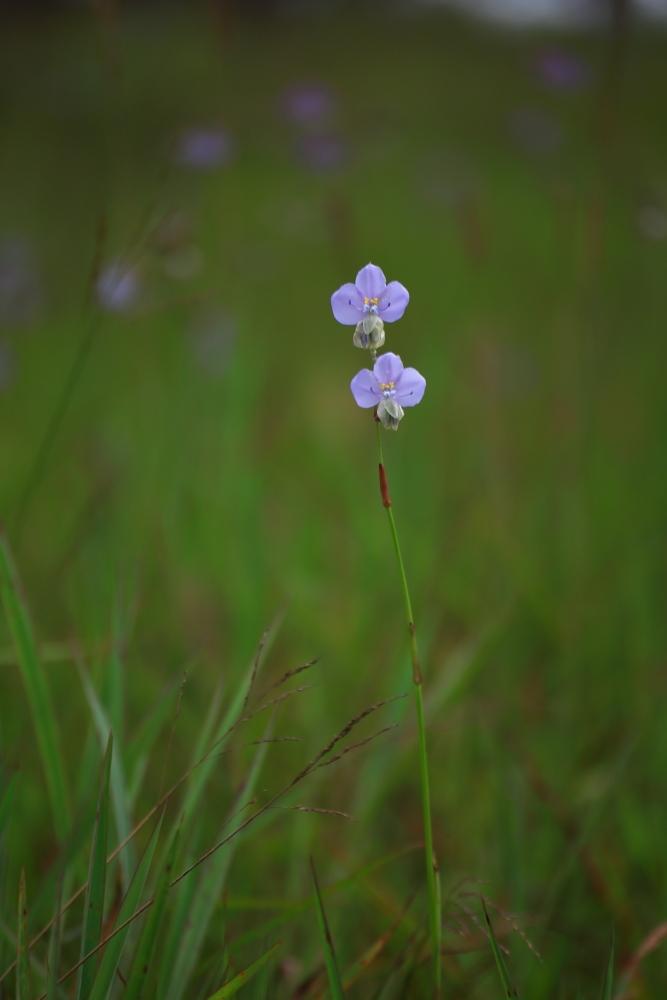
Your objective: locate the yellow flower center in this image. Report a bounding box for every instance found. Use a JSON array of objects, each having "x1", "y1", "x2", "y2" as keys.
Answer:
[
  {"x1": 363, "y1": 296, "x2": 380, "y2": 305},
  {"x1": 379, "y1": 381, "x2": 395, "y2": 392}
]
